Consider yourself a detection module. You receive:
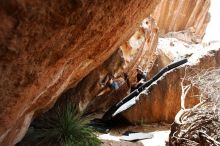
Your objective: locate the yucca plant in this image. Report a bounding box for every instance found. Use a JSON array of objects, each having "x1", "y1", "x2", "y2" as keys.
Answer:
[{"x1": 19, "y1": 103, "x2": 101, "y2": 146}]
